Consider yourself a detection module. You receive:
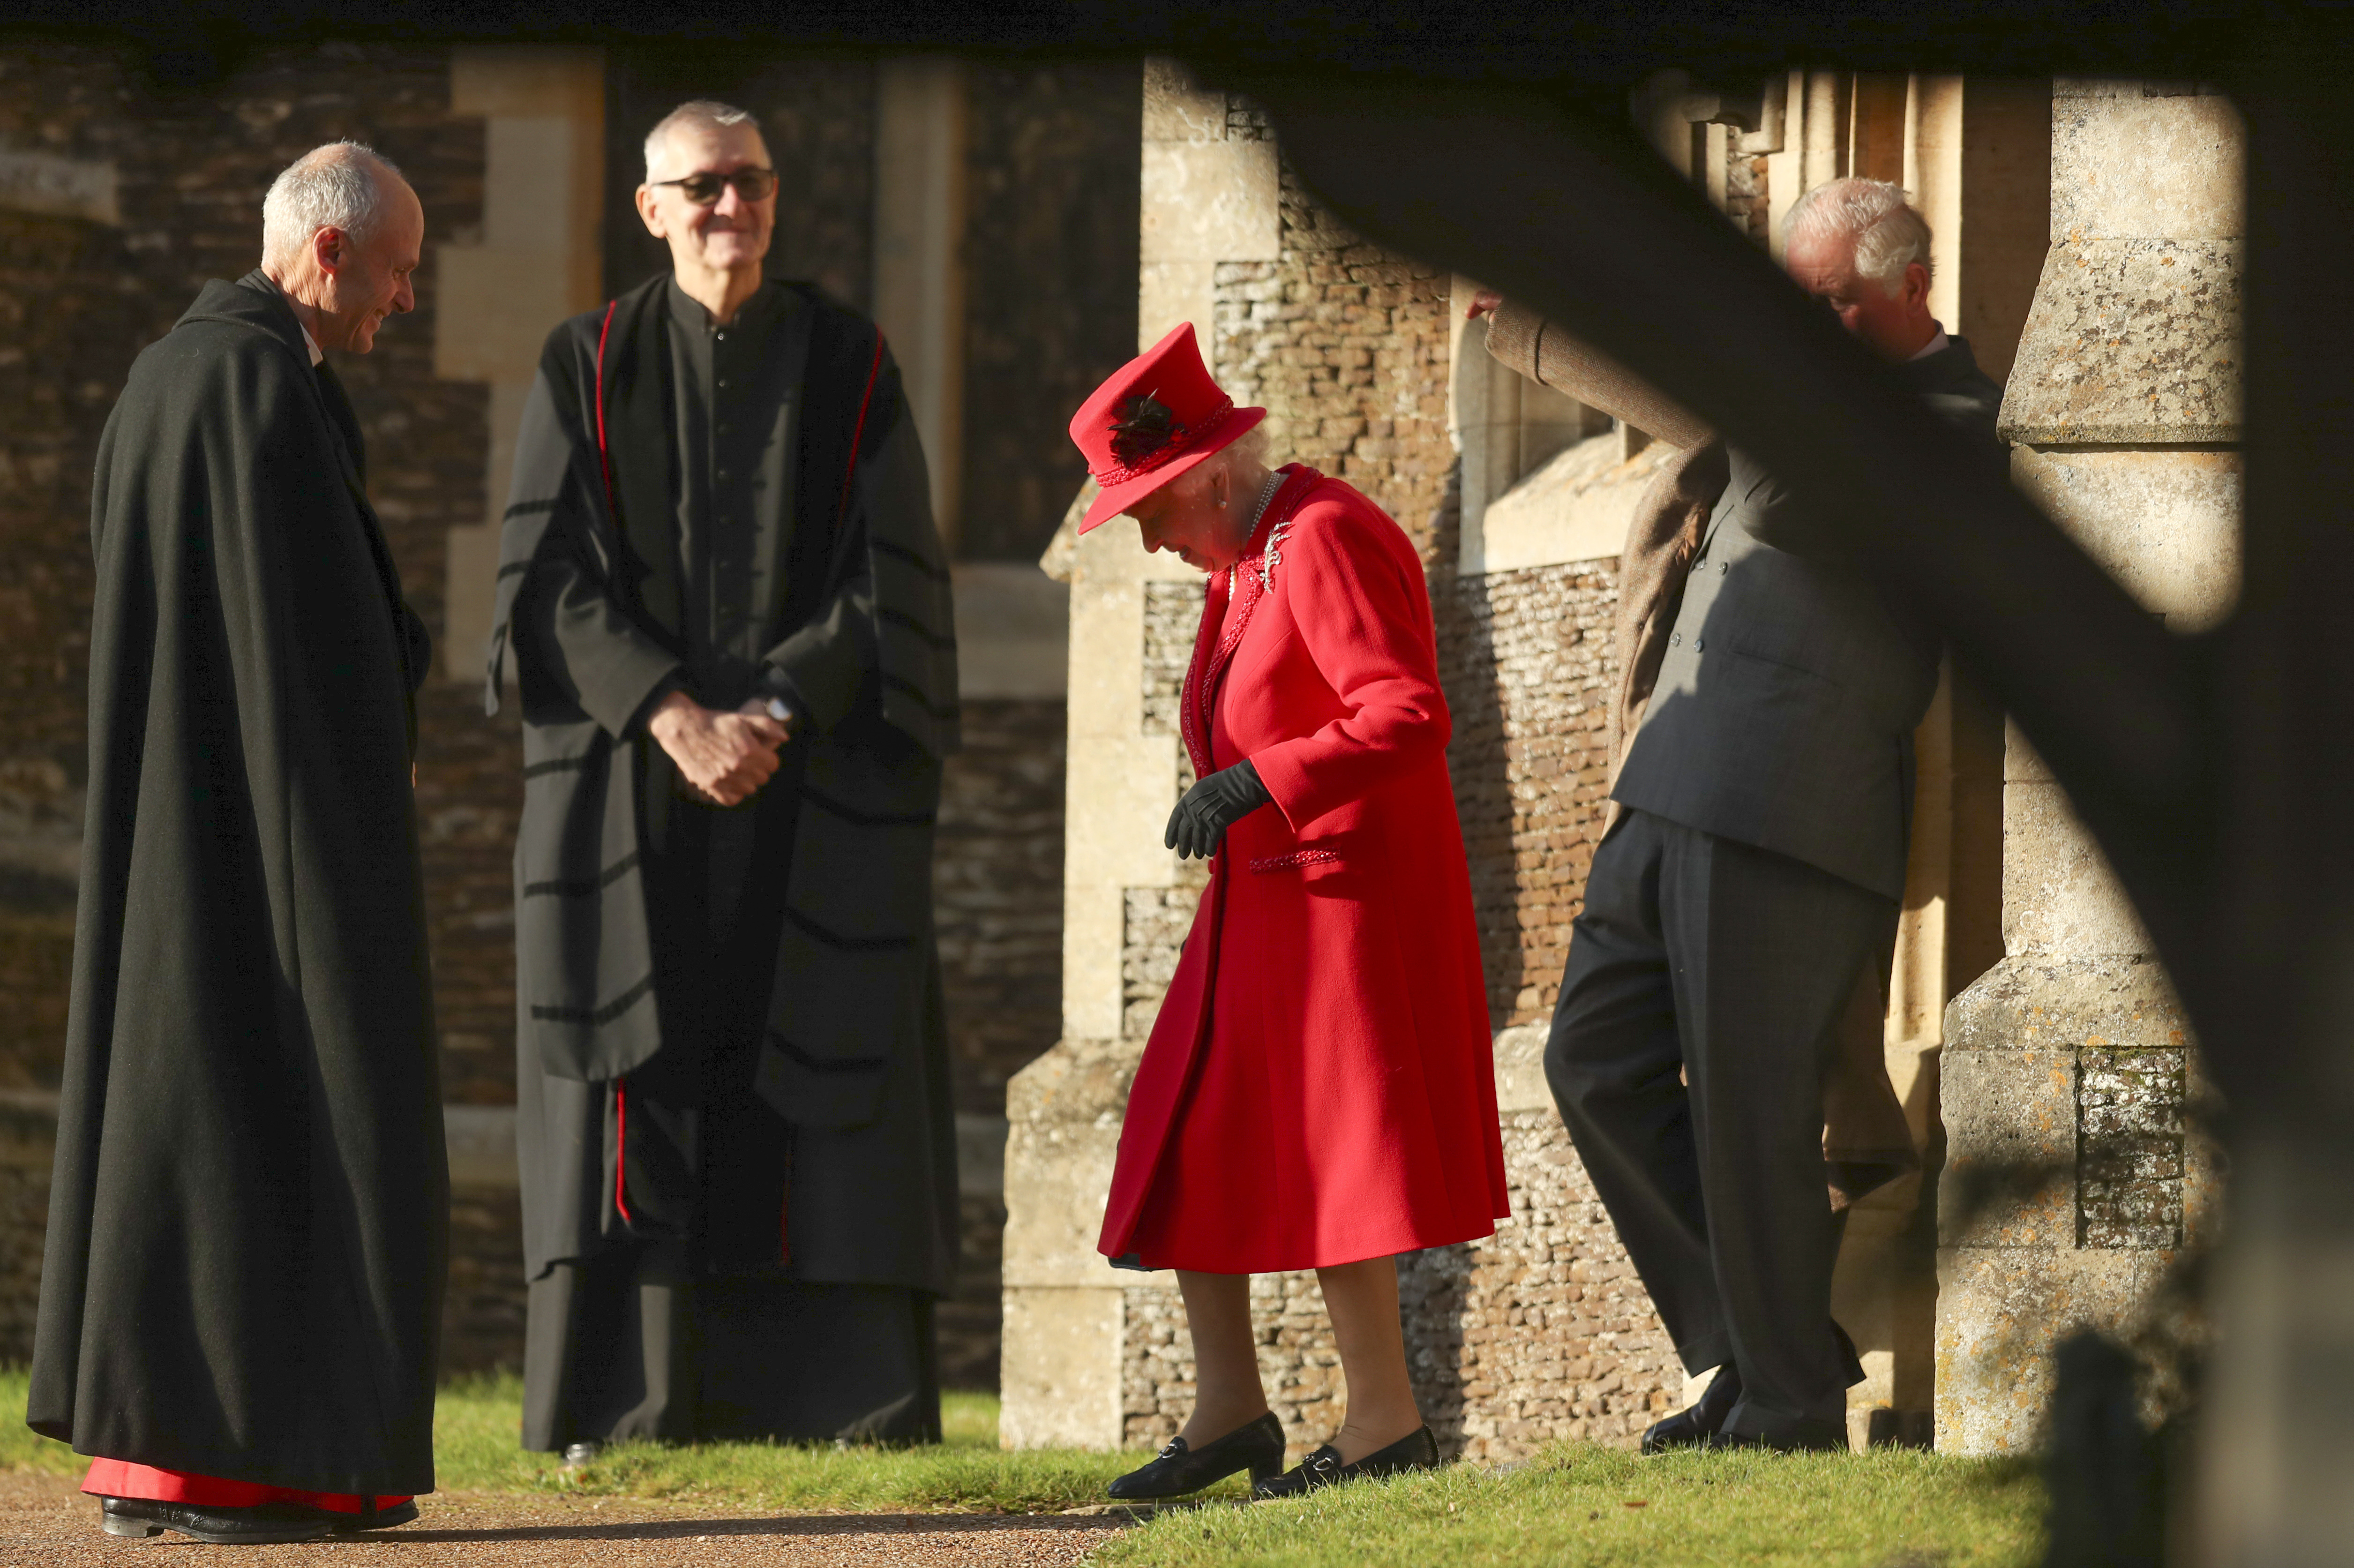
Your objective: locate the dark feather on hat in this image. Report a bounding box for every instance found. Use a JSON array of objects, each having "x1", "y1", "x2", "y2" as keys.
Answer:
[{"x1": 1110, "y1": 392, "x2": 1186, "y2": 467}]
